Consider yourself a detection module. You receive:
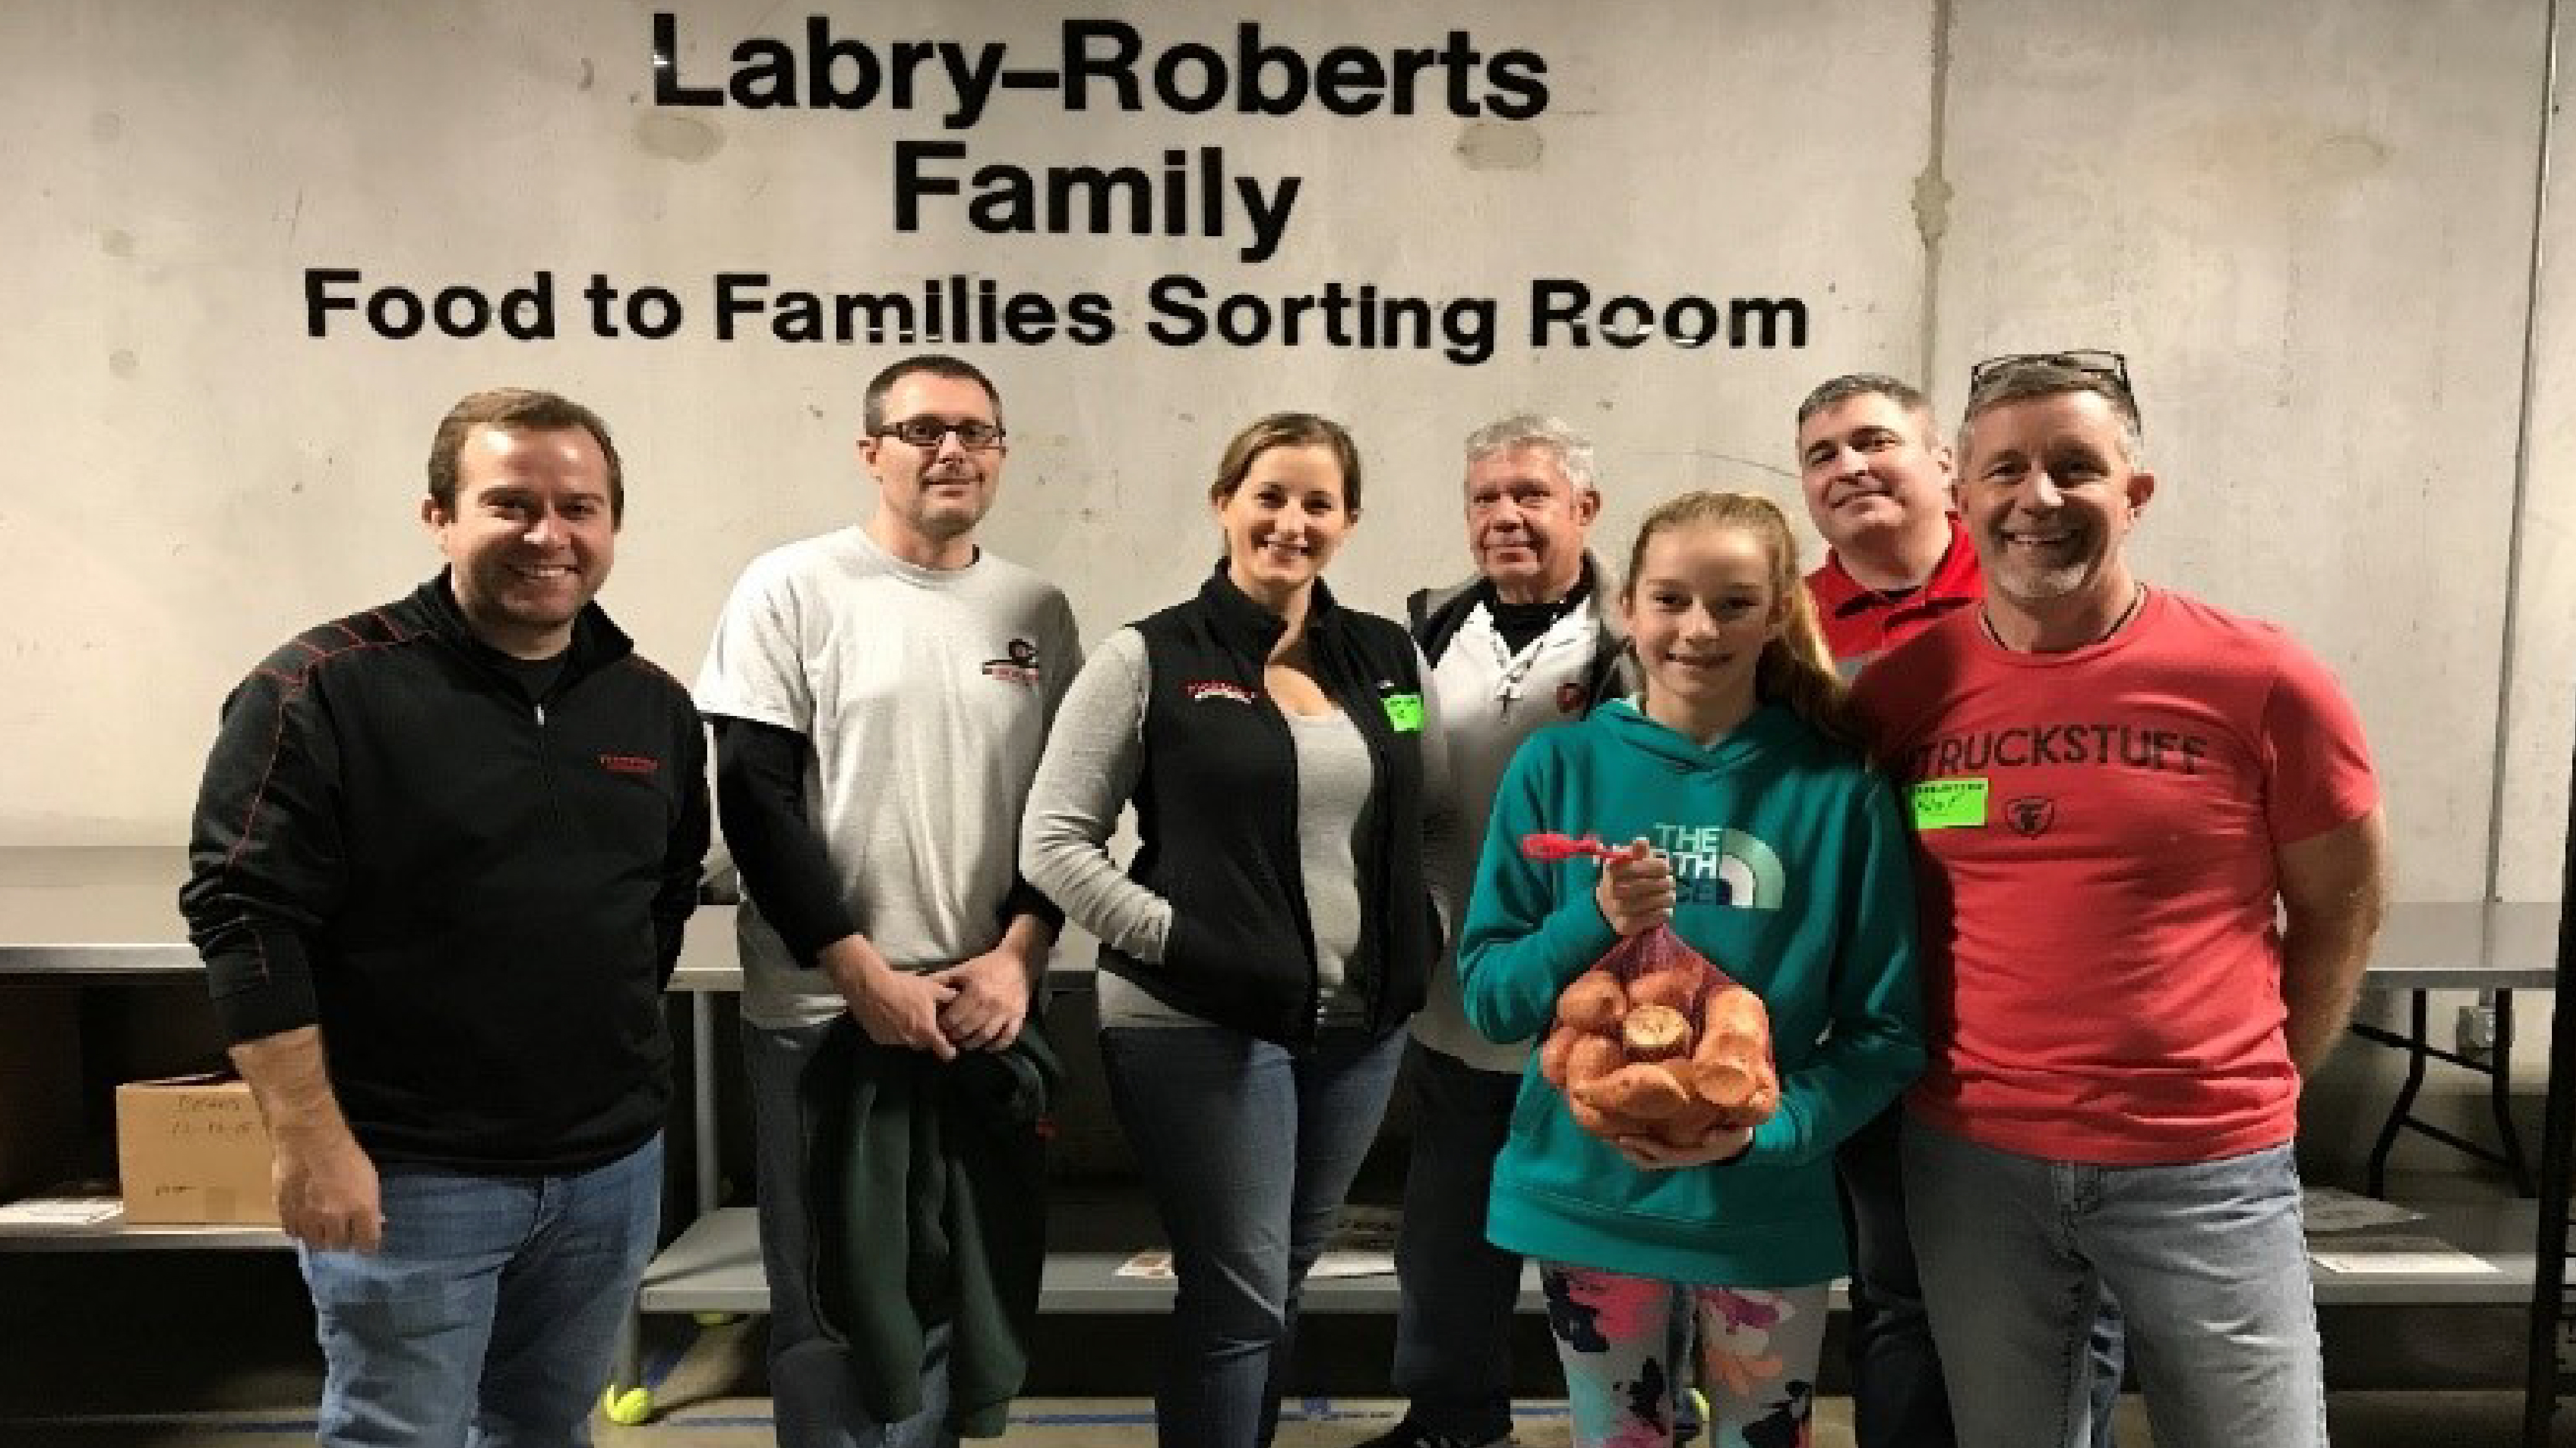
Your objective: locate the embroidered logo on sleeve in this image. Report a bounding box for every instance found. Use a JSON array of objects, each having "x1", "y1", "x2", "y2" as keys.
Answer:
[{"x1": 979, "y1": 637, "x2": 1042, "y2": 686}]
